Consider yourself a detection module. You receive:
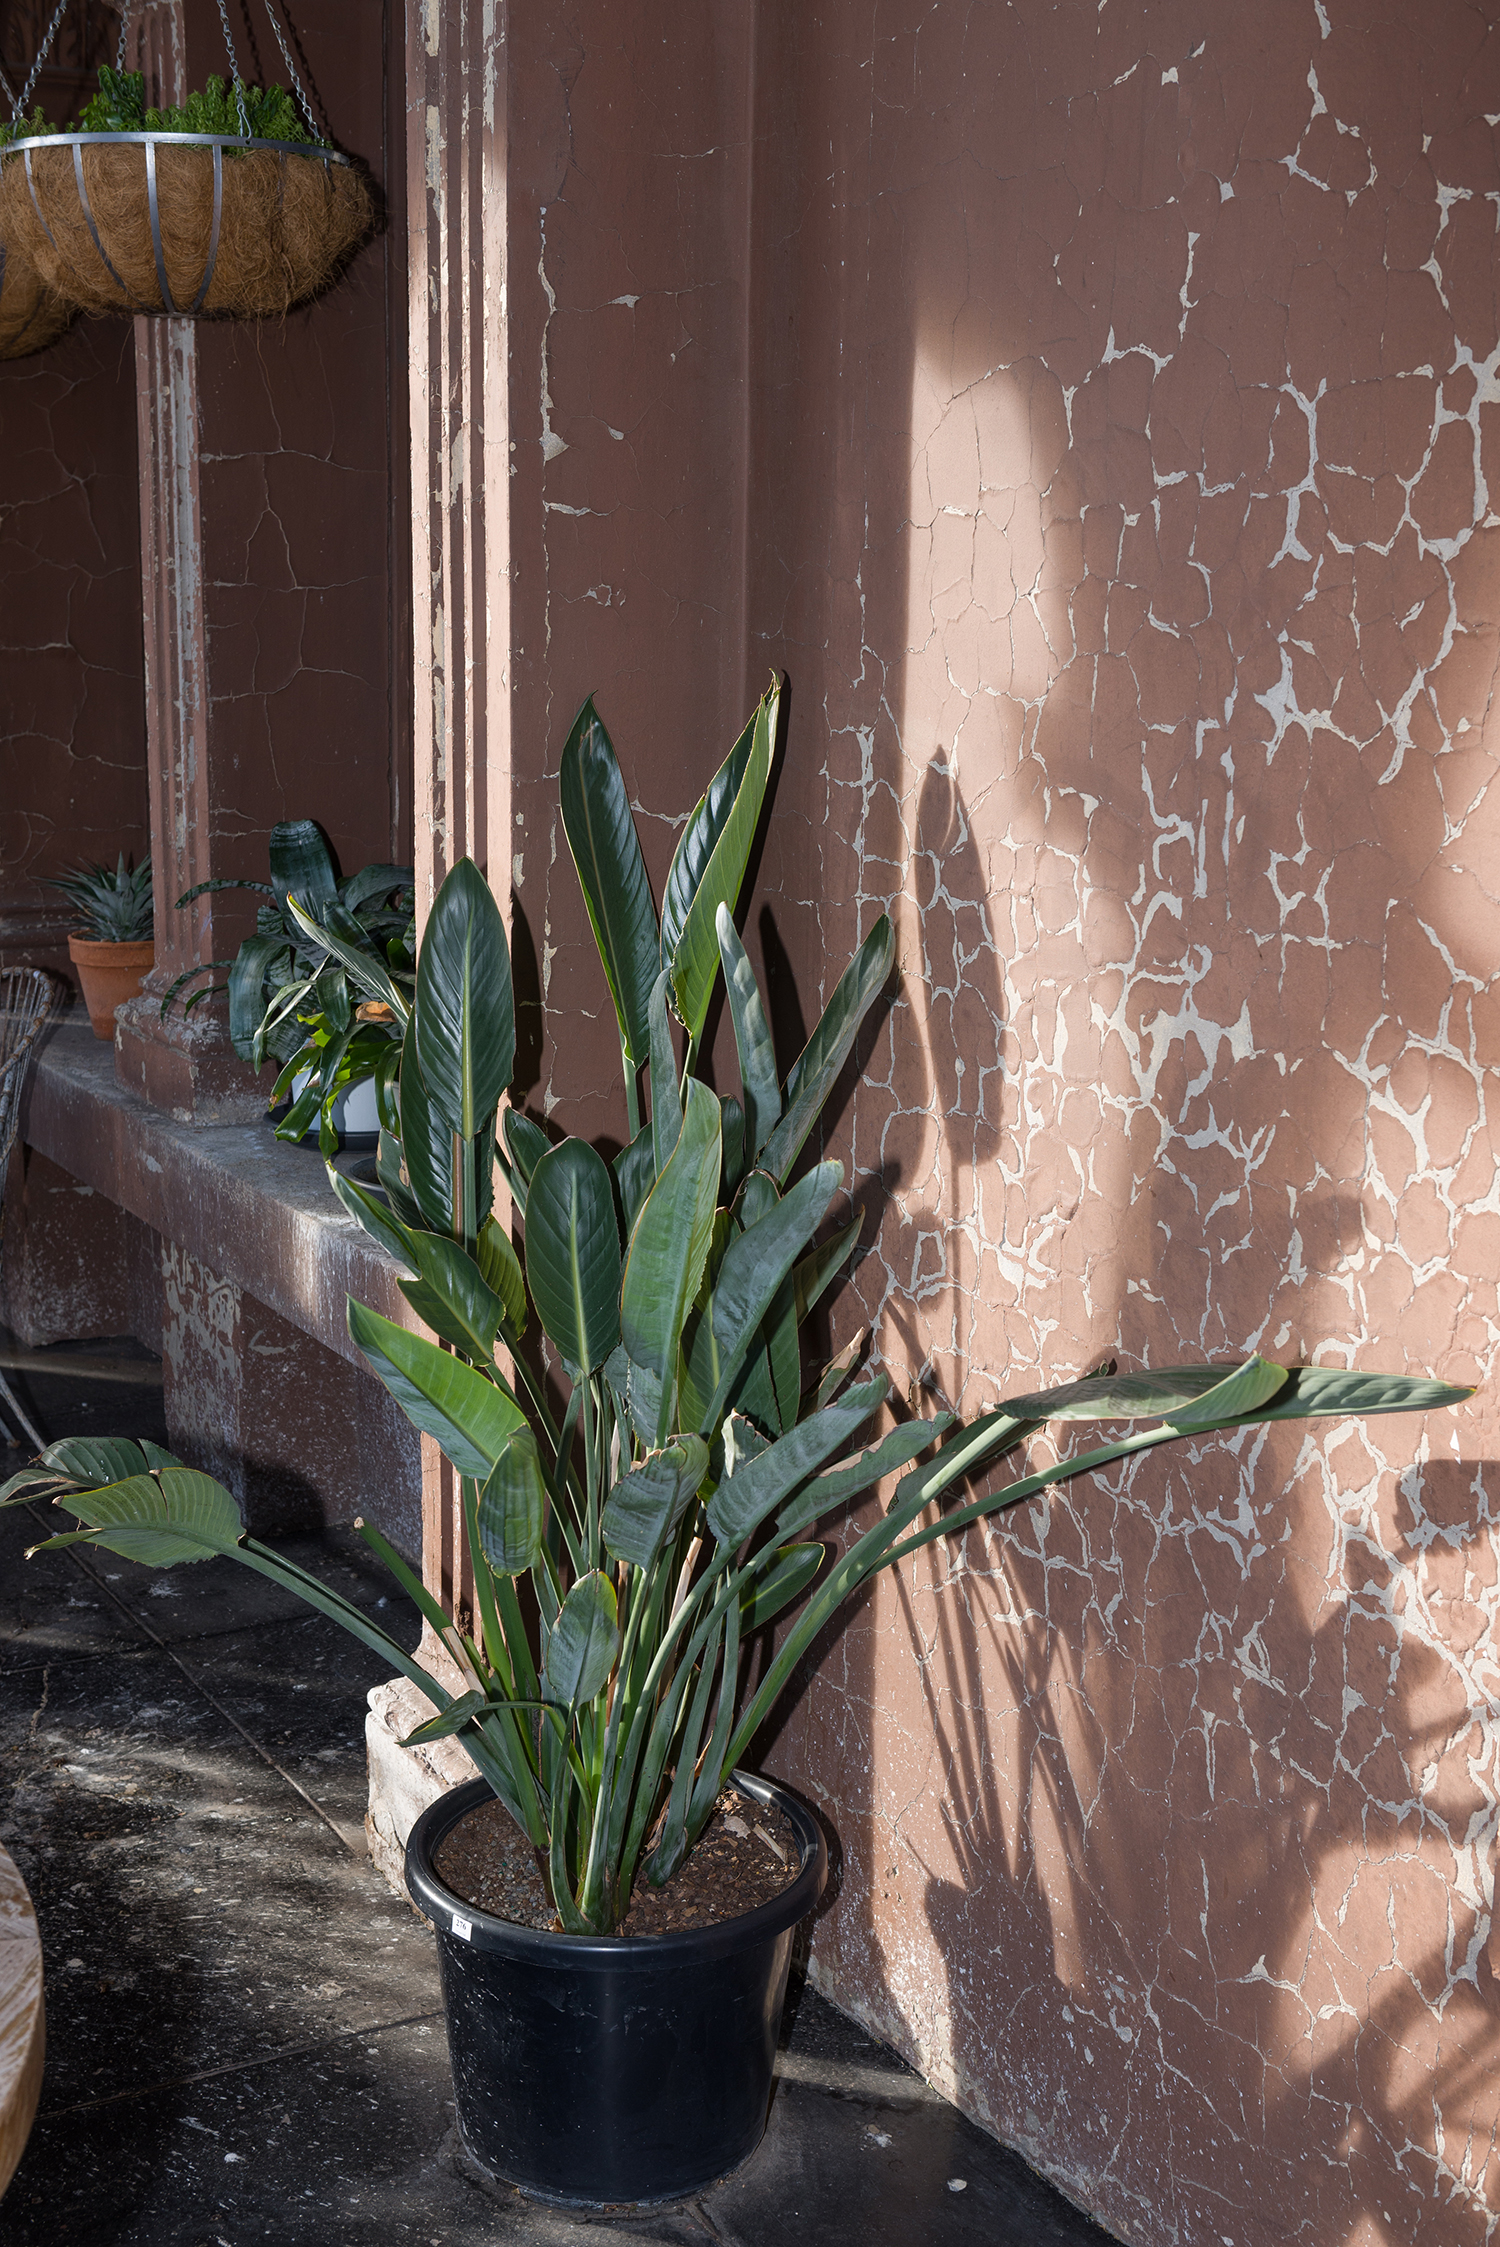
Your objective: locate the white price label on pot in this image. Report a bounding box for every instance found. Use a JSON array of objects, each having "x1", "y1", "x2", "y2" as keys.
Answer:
[{"x1": 451, "y1": 1914, "x2": 473, "y2": 1942}]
